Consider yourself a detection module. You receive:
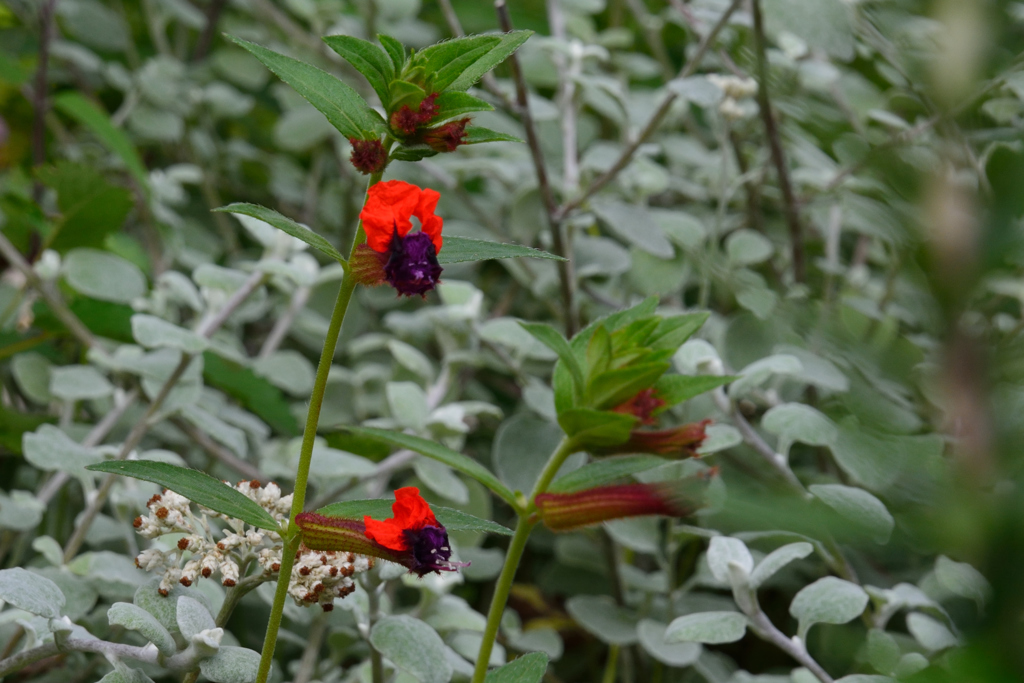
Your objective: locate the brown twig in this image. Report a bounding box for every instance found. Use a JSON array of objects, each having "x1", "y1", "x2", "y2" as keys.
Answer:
[
  {"x1": 751, "y1": 0, "x2": 805, "y2": 282},
  {"x1": 554, "y1": 0, "x2": 743, "y2": 221},
  {"x1": 192, "y1": 0, "x2": 228, "y2": 61},
  {"x1": 495, "y1": 0, "x2": 578, "y2": 335},
  {"x1": 171, "y1": 416, "x2": 265, "y2": 481},
  {"x1": 31, "y1": 0, "x2": 59, "y2": 204}
]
